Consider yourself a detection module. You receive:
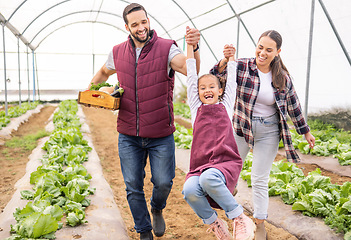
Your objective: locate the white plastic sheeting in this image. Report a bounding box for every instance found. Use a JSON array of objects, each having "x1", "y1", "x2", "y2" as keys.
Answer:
[{"x1": 0, "y1": 0, "x2": 351, "y2": 112}]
